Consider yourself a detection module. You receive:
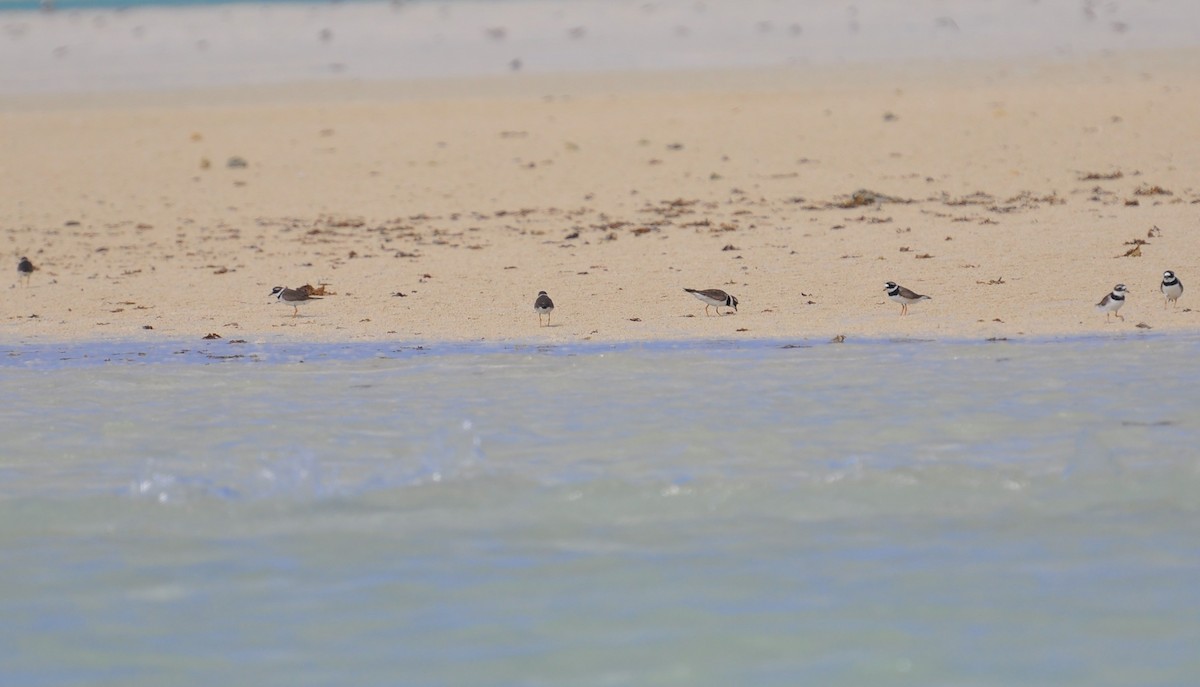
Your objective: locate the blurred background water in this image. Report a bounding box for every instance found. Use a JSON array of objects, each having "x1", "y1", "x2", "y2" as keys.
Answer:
[
  {"x1": 4, "y1": 0, "x2": 1198, "y2": 94},
  {"x1": 1, "y1": 336, "x2": 1198, "y2": 685}
]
